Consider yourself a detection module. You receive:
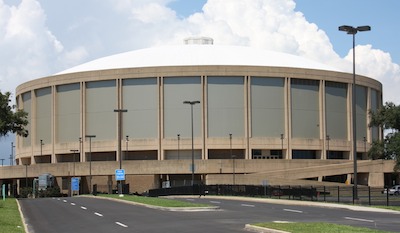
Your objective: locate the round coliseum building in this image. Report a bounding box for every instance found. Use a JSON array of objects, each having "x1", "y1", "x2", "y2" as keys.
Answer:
[{"x1": 10, "y1": 38, "x2": 392, "y2": 194}]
